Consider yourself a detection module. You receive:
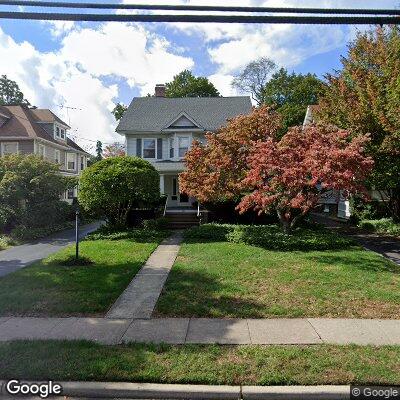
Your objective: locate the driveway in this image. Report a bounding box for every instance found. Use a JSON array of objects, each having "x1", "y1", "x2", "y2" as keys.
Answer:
[{"x1": 0, "y1": 221, "x2": 102, "y2": 278}]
